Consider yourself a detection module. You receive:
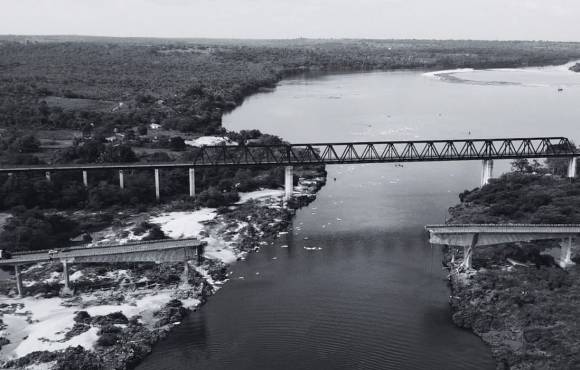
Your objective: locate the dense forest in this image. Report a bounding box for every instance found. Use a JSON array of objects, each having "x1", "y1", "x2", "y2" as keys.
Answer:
[
  {"x1": 453, "y1": 158, "x2": 580, "y2": 224},
  {"x1": 1, "y1": 37, "x2": 580, "y2": 135}
]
